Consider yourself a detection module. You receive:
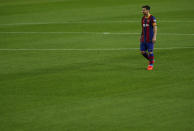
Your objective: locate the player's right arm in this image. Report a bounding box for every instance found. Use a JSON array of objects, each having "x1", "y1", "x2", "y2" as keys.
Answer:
[{"x1": 140, "y1": 17, "x2": 143, "y2": 42}]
